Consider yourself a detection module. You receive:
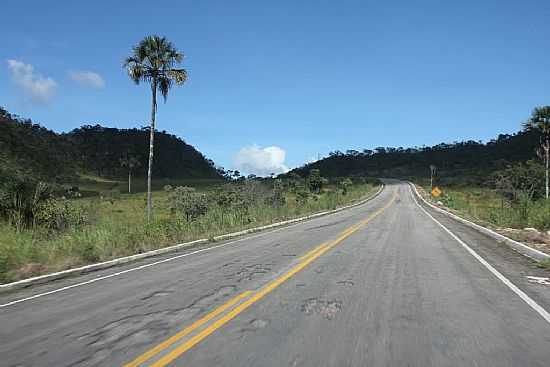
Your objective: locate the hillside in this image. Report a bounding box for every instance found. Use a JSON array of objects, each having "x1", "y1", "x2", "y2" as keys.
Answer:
[
  {"x1": 289, "y1": 130, "x2": 540, "y2": 186},
  {"x1": 65, "y1": 125, "x2": 221, "y2": 179},
  {"x1": 0, "y1": 107, "x2": 223, "y2": 186}
]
